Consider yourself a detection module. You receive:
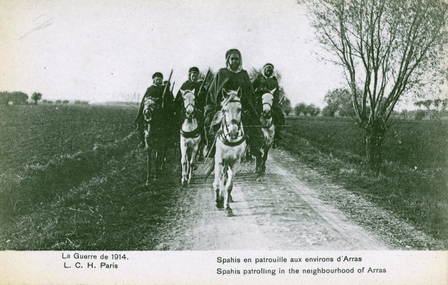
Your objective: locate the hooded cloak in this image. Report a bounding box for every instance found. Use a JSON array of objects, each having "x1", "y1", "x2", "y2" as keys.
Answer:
[{"x1": 204, "y1": 49, "x2": 262, "y2": 150}]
